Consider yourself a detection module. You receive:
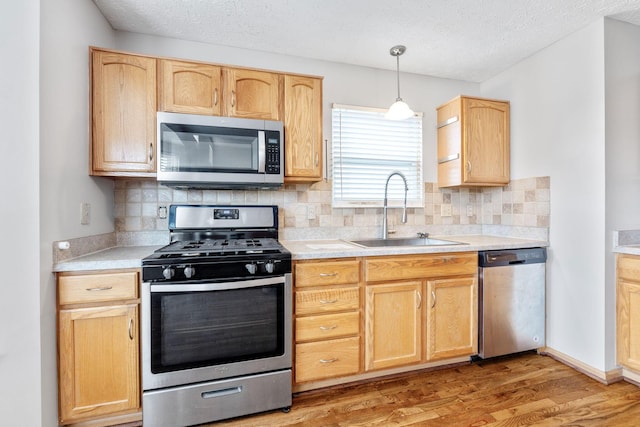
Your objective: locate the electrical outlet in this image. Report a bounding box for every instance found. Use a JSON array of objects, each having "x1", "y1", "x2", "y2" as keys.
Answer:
[
  {"x1": 307, "y1": 205, "x2": 316, "y2": 220},
  {"x1": 441, "y1": 204, "x2": 452, "y2": 217},
  {"x1": 80, "y1": 202, "x2": 91, "y2": 225},
  {"x1": 466, "y1": 205, "x2": 474, "y2": 217}
]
